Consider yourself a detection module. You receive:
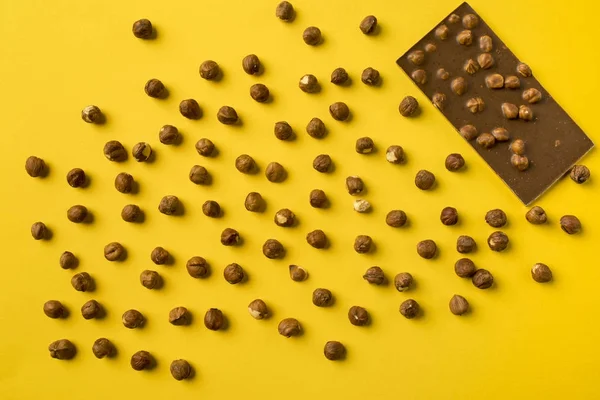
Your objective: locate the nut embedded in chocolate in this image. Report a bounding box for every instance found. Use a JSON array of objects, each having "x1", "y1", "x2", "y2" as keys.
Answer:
[
  {"x1": 517, "y1": 62, "x2": 532, "y2": 77},
  {"x1": 560, "y1": 215, "x2": 581, "y2": 234},
  {"x1": 221, "y1": 228, "x2": 240, "y2": 245},
  {"x1": 531, "y1": 263, "x2": 552, "y2": 283},
  {"x1": 462, "y1": 13, "x2": 479, "y2": 28},
  {"x1": 472, "y1": 269, "x2": 494, "y2": 289},
  {"x1": 329, "y1": 102, "x2": 350, "y2": 121},
  {"x1": 477, "y1": 133, "x2": 496, "y2": 149},
  {"x1": 479, "y1": 35, "x2": 493, "y2": 52},
  {"x1": 459, "y1": 124, "x2": 477, "y2": 141},
  {"x1": 432, "y1": 92, "x2": 446, "y2": 109},
  {"x1": 437, "y1": 68, "x2": 450, "y2": 80},
  {"x1": 456, "y1": 30, "x2": 473, "y2": 45},
  {"x1": 361, "y1": 67, "x2": 380, "y2": 86},
  {"x1": 485, "y1": 74, "x2": 504, "y2": 89},
  {"x1": 526, "y1": 206, "x2": 547, "y2": 224},
  {"x1": 464, "y1": 59, "x2": 479, "y2": 75},
  {"x1": 445, "y1": 153, "x2": 465, "y2": 171},
  {"x1": 448, "y1": 13, "x2": 460, "y2": 24},
  {"x1": 312, "y1": 288, "x2": 333, "y2": 306},
  {"x1": 386, "y1": 210, "x2": 407, "y2": 227},
  {"x1": 519, "y1": 105, "x2": 533, "y2": 121},
  {"x1": 224, "y1": 263, "x2": 244, "y2": 284},
  {"x1": 354, "y1": 235, "x2": 372, "y2": 254},
  {"x1": 410, "y1": 69, "x2": 427, "y2": 85},
  {"x1": 363, "y1": 266, "x2": 385, "y2": 285},
  {"x1": 242, "y1": 54, "x2": 261, "y2": 75},
  {"x1": 504, "y1": 75, "x2": 521, "y2": 89},
  {"x1": 386, "y1": 145, "x2": 405, "y2": 164},
  {"x1": 199, "y1": 60, "x2": 220, "y2": 80},
  {"x1": 477, "y1": 53, "x2": 494, "y2": 69},
  {"x1": 179, "y1": 99, "x2": 201, "y2": 119},
  {"x1": 417, "y1": 239, "x2": 437, "y2": 259},
  {"x1": 408, "y1": 50, "x2": 425, "y2": 65},
  {"x1": 456, "y1": 235, "x2": 476, "y2": 254},
  {"x1": 348, "y1": 306, "x2": 369, "y2": 326},
  {"x1": 501, "y1": 103, "x2": 519, "y2": 119},
  {"x1": 435, "y1": 24, "x2": 449, "y2": 40},
  {"x1": 491, "y1": 127, "x2": 510, "y2": 142},
  {"x1": 359, "y1": 15, "x2": 377, "y2": 35},
  {"x1": 570, "y1": 165, "x2": 590, "y2": 184},
  {"x1": 510, "y1": 139, "x2": 525, "y2": 155},
  {"x1": 415, "y1": 170, "x2": 435, "y2": 190},
  {"x1": 399, "y1": 96, "x2": 419, "y2": 117},
  {"x1": 522, "y1": 88, "x2": 542, "y2": 103},
  {"x1": 425, "y1": 42, "x2": 436, "y2": 52},
  {"x1": 306, "y1": 230, "x2": 327, "y2": 249},
  {"x1": 466, "y1": 97, "x2": 485, "y2": 113},
  {"x1": 488, "y1": 231, "x2": 509, "y2": 251},
  {"x1": 303, "y1": 26, "x2": 321, "y2": 45},
  {"x1": 103, "y1": 141, "x2": 127, "y2": 162},
  {"x1": 511, "y1": 154, "x2": 529, "y2": 171},
  {"x1": 451, "y1": 77, "x2": 467, "y2": 95},
  {"x1": 455, "y1": 258, "x2": 476, "y2": 277}
]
